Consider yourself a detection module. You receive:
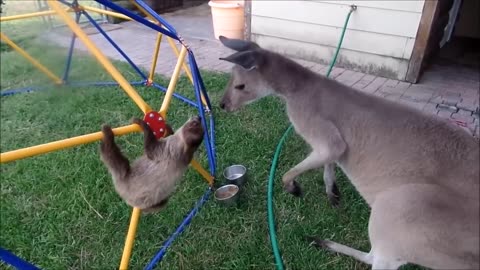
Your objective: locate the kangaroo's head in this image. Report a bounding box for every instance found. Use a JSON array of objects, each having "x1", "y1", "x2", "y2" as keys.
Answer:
[{"x1": 218, "y1": 36, "x2": 273, "y2": 112}]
